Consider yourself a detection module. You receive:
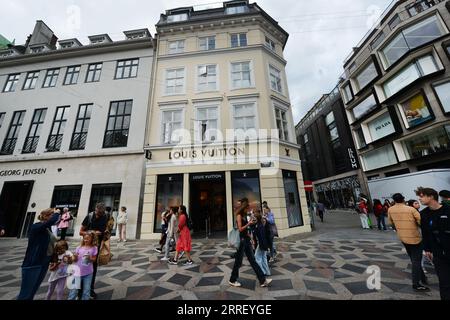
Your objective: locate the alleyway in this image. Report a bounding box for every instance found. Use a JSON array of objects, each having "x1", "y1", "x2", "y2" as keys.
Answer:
[{"x1": 0, "y1": 210, "x2": 441, "y2": 300}]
